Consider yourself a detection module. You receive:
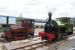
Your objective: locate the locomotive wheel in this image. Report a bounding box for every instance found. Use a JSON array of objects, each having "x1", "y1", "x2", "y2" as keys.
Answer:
[
  {"x1": 4, "y1": 37, "x2": 12, "y2": 42},
  {"x1": 7, "y1": 38, "x2": 12, "y2": 42},
  {"x1": 44, "y1": 36, "x2": 49, "y2": 44},
  {"x1": 55, "y1": 34, "x2": 63, "y2": 41},
  {"x1": 62, "y1": 33, "x2": 67, "y2": 39},
  {"x1": 67, "y1": 32, "x2": 73, "y2": 35}
]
